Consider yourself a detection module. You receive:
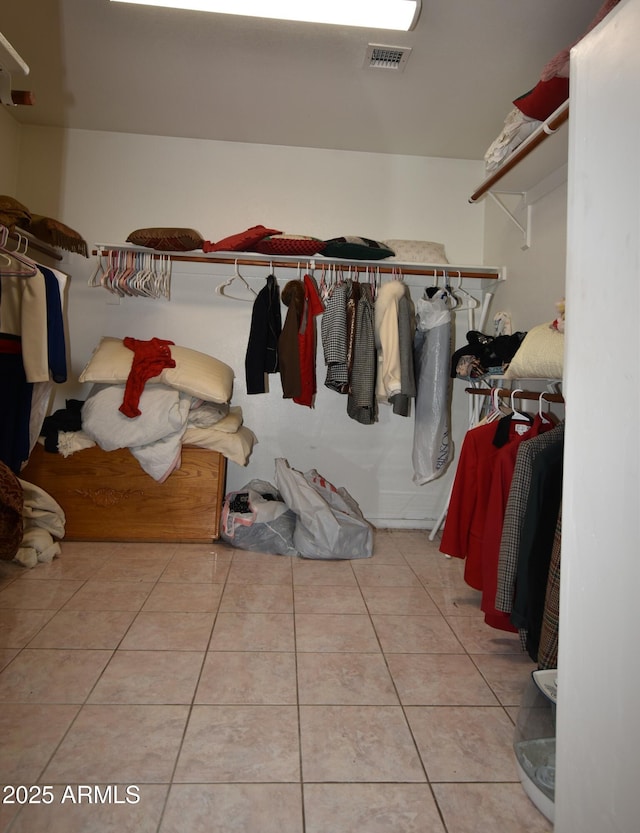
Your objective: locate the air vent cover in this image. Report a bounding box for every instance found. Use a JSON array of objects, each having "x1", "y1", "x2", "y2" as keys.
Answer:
[{"x1": 364, "y1": 44, "x2": 412, "y2": 72}]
